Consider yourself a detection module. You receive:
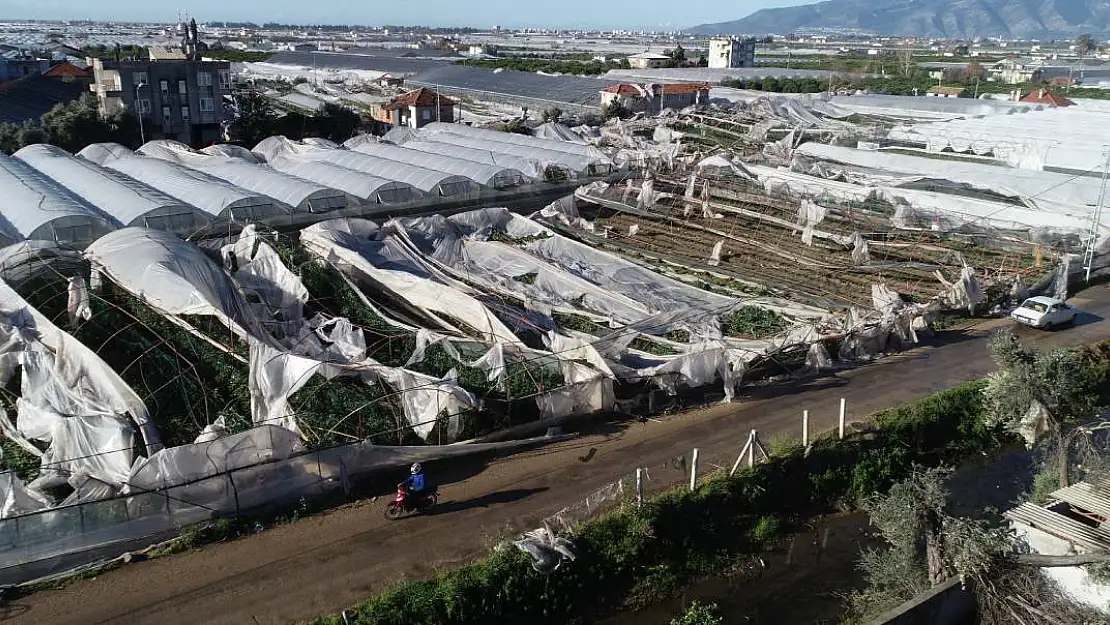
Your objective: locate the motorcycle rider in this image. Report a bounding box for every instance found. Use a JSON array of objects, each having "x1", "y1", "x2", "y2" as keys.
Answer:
[{"x1": 403, "y1": 462, "x2": 428, "y2": 506}]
